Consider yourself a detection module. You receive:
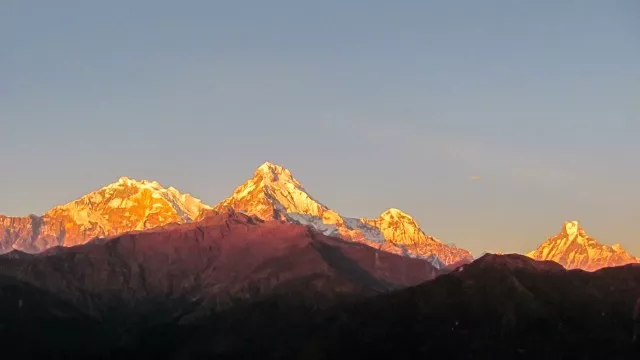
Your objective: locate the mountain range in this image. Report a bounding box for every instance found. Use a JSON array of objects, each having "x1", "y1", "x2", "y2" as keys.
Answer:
[
  {"x1": 1, "y1": 162, "x2": 640, "y2": 358},
  {"x1": 1, "y1": 161, "x2": 638, "y2": 271}
]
